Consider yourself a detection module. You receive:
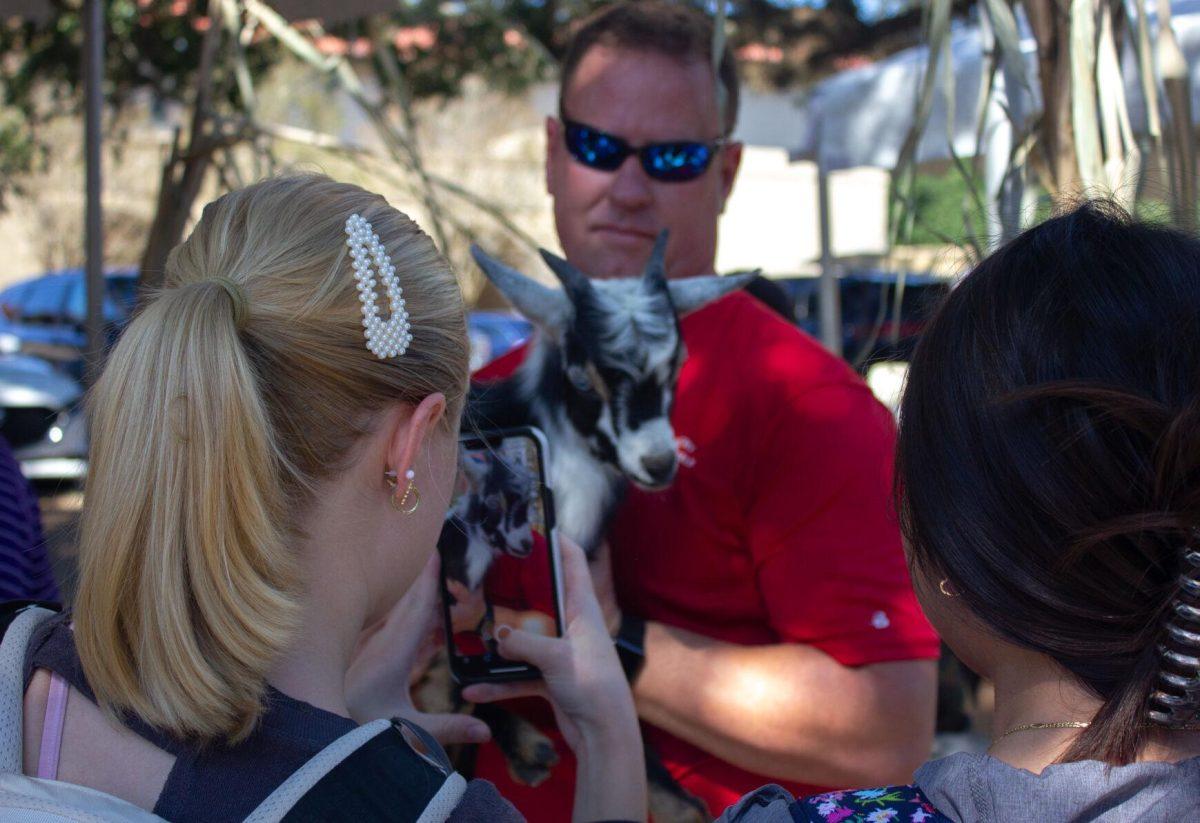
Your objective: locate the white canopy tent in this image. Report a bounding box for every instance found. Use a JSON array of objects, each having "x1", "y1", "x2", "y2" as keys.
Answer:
[
  {"x1": 785, "y1": 0, "x2": 1200, "y2": 352},
  {"x1": 794, "y1": 0, "x2": 1200, "y2": 172}
]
